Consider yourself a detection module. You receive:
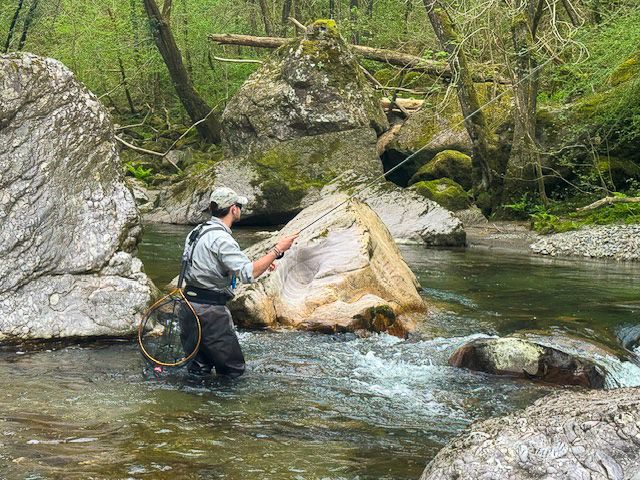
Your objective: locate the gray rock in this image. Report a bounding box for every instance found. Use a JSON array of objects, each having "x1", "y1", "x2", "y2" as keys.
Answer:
[
  {"x1": 146, "y1": 128, "x2": 383, "y2": 225},
  {"x1": 420, "y1": 388, "x2": 640, "y2": 480},
  {"x1": 0, "y1": 53, "x2": 153, "y2": 340},
  {"x1": 222, "y1": 19, "x2": 387, "y2": 158},
  {"x1": 449, "y1": 336, "x2": 607, "y2": 388},
  {"x1": 228, "y1": 194, "x2": 426, "y2": 336},
  {"x1": 321, "y1": 171, "x2": 466, "y2": 246}
]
